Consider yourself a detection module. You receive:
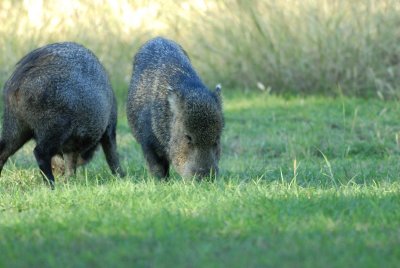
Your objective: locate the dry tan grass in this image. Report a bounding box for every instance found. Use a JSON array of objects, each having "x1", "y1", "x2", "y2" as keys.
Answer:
[{"x1": 1, "y1": 0, "x2": 400, "y2": 97}]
